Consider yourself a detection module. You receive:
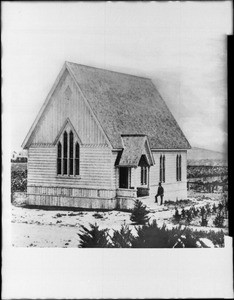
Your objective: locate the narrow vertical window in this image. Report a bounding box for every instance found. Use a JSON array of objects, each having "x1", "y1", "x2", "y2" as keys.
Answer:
[
  {"x1": 163, "y1": 155, "x2": 165, "y2": 182},
  {"x1": 75, "y1": 142, "x2": 80, "y2": 175},
  {"x1": 63, "y1": 131, "x2": 68, "y2": 175},
  {"x1": 57, "y1": 142, "x2": 62, "y2": 175},
  {"x1": 159, "y1": 155, "x2": 163, "y2": 182},
  {"x1": 176, "y1": 155, "x2": 179, "y2": 181},
  {"x1": 179, "y1": 155, "x2": 182, "y2": 181},
  {"x1": 141, "y1": 167, "x2": 144, "y2": 185},
  {"x1": 176, "y1": 154, "x2": 182, "y2": 181},
  {"x1": 141, "y1": 166, "x2": 148, "y2": 185},
  {"x1": 69, "y1": 131, "x2": 74, "y2": 175},
  {"x1": 144, "y1": 167, "x2": 147, "y2": 185}
]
